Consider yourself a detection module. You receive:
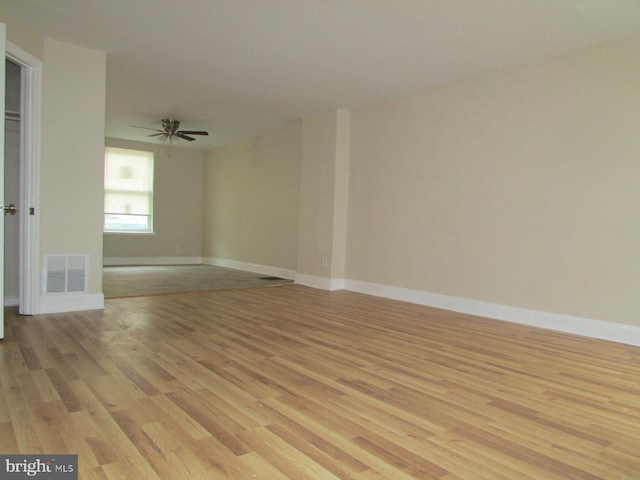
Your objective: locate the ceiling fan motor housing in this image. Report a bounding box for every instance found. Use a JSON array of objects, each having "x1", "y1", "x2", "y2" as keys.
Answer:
[{"x1": 162, "y1": 118, "x2": 180, "y2": 134}]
